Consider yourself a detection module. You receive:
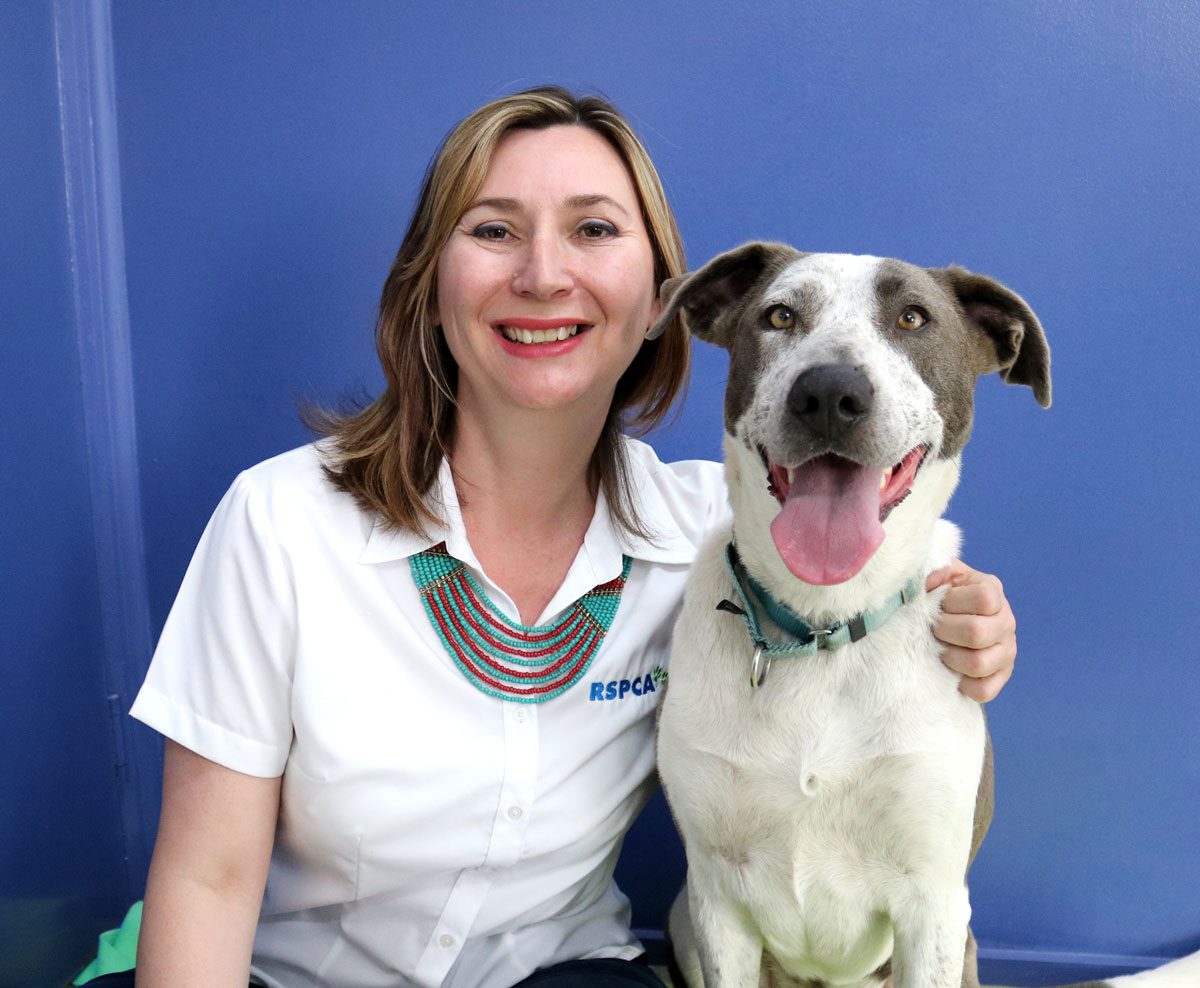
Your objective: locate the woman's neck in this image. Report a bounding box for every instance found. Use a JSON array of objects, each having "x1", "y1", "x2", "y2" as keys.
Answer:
[
  {"x1": 451, "y1": 405, "x2": 603, "y2": 525},
  {"x1": 449, "y1": 398, "x2": 611, "y2": 622}
]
